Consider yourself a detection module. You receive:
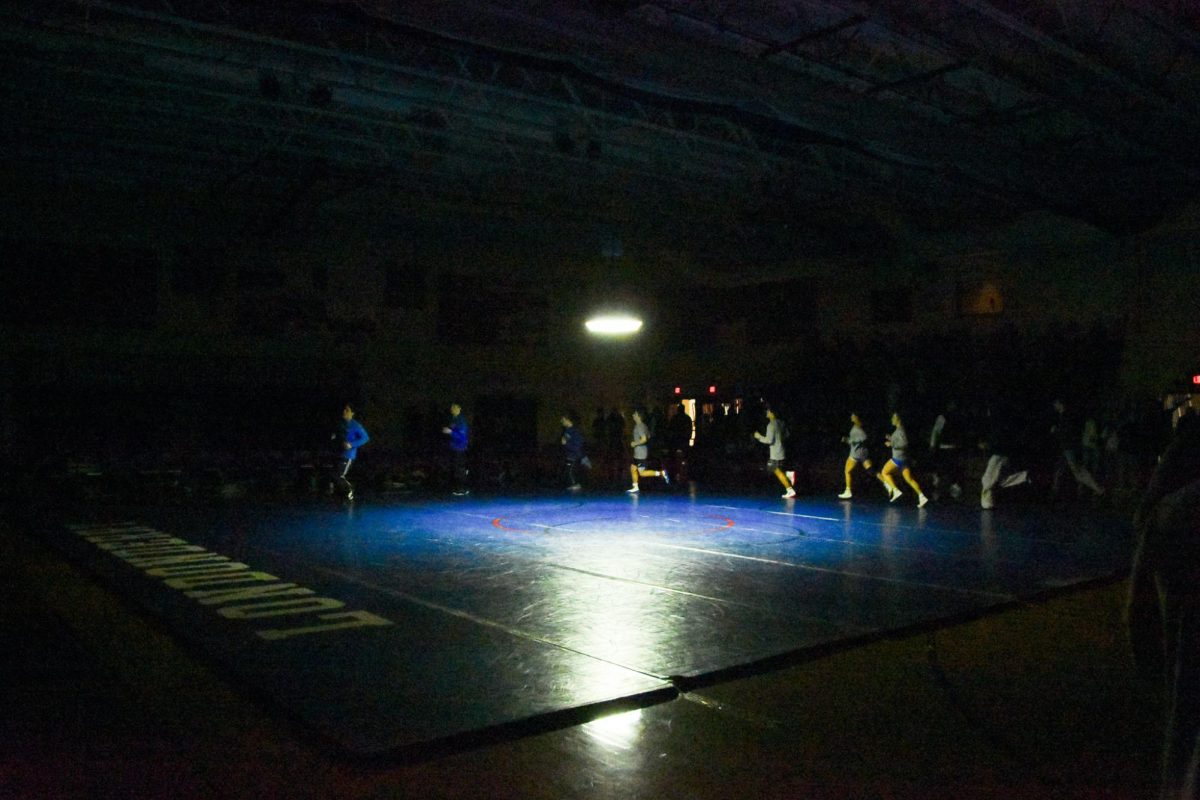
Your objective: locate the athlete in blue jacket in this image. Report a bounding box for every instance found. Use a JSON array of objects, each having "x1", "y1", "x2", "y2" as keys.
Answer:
[{"x1": 336, "y1": 404, "x2": 369, "y2": 501}]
